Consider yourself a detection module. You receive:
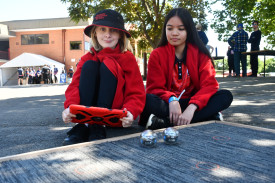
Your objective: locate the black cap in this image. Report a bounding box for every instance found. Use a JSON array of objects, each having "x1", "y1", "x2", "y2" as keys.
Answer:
[{"x1": 84, "y1": 9, "x2": 131, "y2": 38}]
